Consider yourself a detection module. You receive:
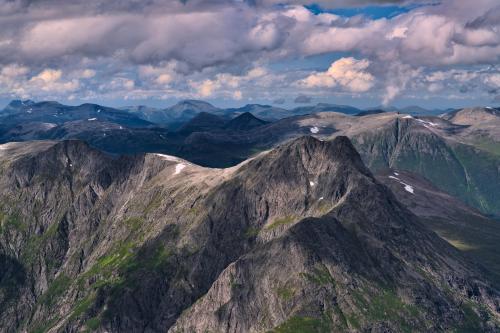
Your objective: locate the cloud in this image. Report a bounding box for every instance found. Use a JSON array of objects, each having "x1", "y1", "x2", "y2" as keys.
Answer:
[
  {"x1": 192, "y1": 79, "x2": 218, "y2": 98},
  {"x1": 233, "y1": 90, "x2": 243, "y2": 100},
  {"x1": 302, "y1": 57, "x2": 375, "y2": 92},
  {"x1": 189, "y1": 66, "x2": 276, "y2": 99},
  {"x1": 273, "y1": 98, "x2": 286, "y2": 104},
  {"x1": 0, "y1": 0, "x2": 498, "y2": 105},
  {"x1": 28, "y1": 69, "x2": 79, "y2": 93},
  {"x1": 485, "y1": 73, "x2": 500, "y2": 87},
  {"x1": 294, "y1": 94, "x2": 312, "y2": 103},
  {"x1": 3, "y1": 0, "x2": 498, "y2": 71},
  {"x1": 382, "y1": 62, "x2": 421, "y2": 105}
]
